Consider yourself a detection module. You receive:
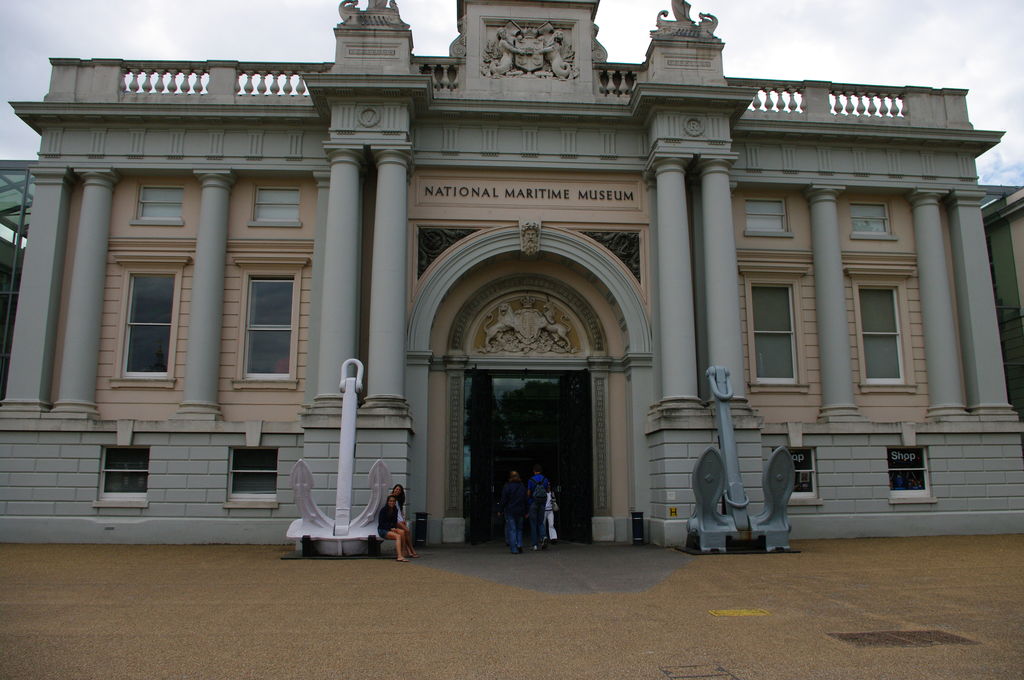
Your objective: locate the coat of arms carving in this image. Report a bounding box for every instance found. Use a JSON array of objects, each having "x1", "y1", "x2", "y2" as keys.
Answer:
[
  {"x1": 482, "y1": 21, "x2": 578, "y2": 80},
  {"x1": 477, "y1": 296, "x2": 578, "y2": 354}
]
